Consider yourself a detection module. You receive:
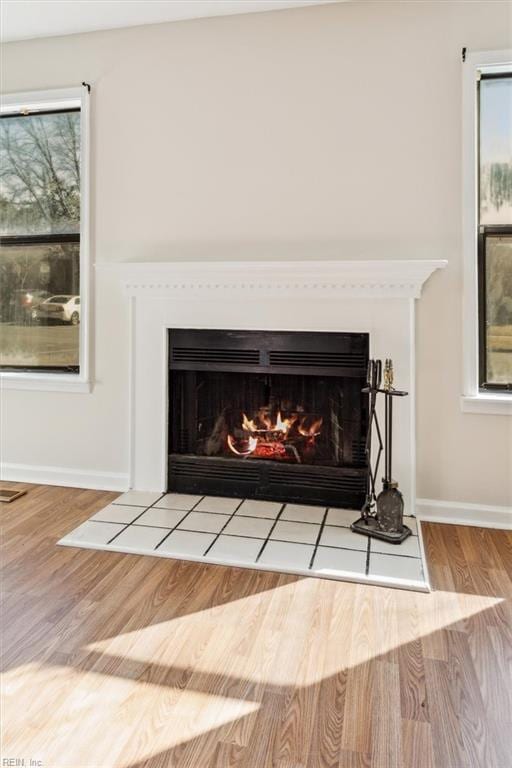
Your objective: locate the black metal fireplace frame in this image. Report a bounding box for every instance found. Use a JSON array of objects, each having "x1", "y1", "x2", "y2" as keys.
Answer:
[{"x1": 168, "y1": 329, "x2": 370, "y2": 508}]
